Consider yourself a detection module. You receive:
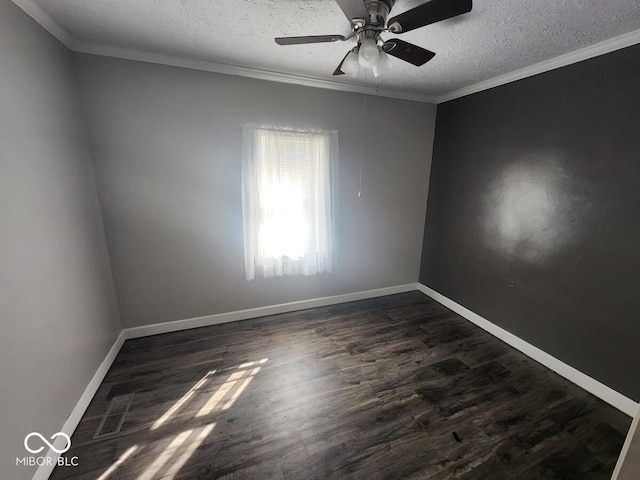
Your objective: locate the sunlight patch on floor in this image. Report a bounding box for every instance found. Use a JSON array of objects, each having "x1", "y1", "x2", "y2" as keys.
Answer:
[
  {"x1": 197, "y1": 358, "x2": 268, "y2": 417},
  {"x1": 96, "y1": 445, "x2": 139, "y2": 480},
  {"x1": 163, "y1": 423, "x2": 216, "y2": 479},
  {"x1": 151, "y1": 370, "x2": 216, "y2": 430},
  {"x1": 138, "y1": 426, "x2": 205, "y2": 480}
]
